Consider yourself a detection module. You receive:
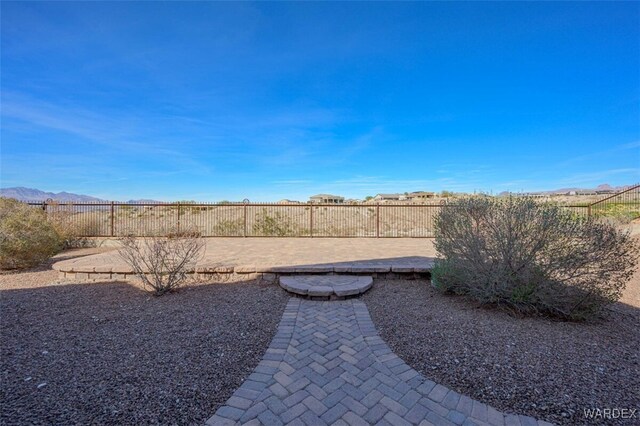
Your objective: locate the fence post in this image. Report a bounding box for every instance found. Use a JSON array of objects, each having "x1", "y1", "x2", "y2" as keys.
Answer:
[
  {"x1": 243, "y1": 203, "x2": 248, "y2": 237},
  {"x1": 110, "y1": 202, "x2": 115, "y2": 237},
  {"x1": 376, "y1": 204, "x2": 380, "y2": 238},
  {"x1": 310, "y1": 205, "x2": 314, "y2": 238},
  {"x1": 587, "y1": 204, "x2": 592, "y2": 217},
  {"x1": 42, "y1": 201, "x2": 47, "y2": 212},
  {"x1": 177, "y1": 202, "x2": 181, "y2": 232}
]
